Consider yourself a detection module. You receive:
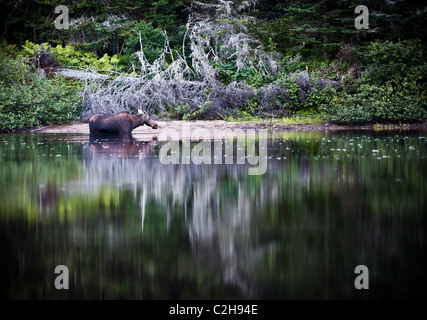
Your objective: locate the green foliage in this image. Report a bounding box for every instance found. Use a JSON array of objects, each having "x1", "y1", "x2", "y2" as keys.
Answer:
[
  {"x1": 276, "y1": 72, "x2": 337, "y2": 114},
  {"x1": 172, "y1": 103, "x2": 191, "y2": 119},
  {"x1": 358, "y1": 39, "x2": 426, "y2": 86},
  {"x1": 0, "y1": 41, "x2": 20, "y2": 57},
  {"x1": 322, "y1": 40, "x2": 427, "y2": 123},
  {"x1": 276, "y1": 74, "x2": 302, "y2": 111},
  {"x1": 20, "y1": 41, "x2": 124, "y2": 71},
  {"x1": 0, "y1": 54, "x2": 31, "y2": 87},
  {"x1": 242, "y1": 97, "x2": 262, "y2": 116},
  {"x1": 212, "y1": 47, "x2": 272, "y2": 88},
  {"x1": 172, "y1": 102, "x2": 212, "y2": 120},
  {"x1": 0, "y1": 0, "x2": 191, "y2": 51},
  {"x1": 323, "y1": 83, "x2": 426, "y2": 123},
  {"x1": 280, "y1": 54, "x2": 306, "y2": 73},
  {"x1": 122, "y1": 21, "x2": 165, "y2": 66},
  {"x1": 254, "y1": 0, "x2": 427, "y2": 58},
  {"x1": 213, "y1": 60, "x2": 266, "y2": 88},
  {"x1": 65, "y1": 15, "x2": 133, "y2": 56},
  {"x1": 253, "y1": 1, "x2": 354, "y2": 59},
  {"x1": 0, "y1": 55, "x2": 82, "y2": 131},
  {"x1": 305, "y1": 85, "x2": 337, "y2": 113}
]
